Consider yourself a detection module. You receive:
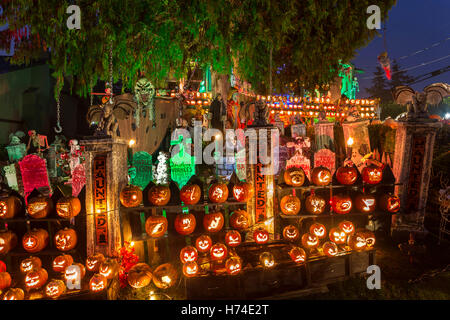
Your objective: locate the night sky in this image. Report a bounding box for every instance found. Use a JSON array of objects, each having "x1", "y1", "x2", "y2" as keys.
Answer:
[{"x1": 351, "y1": 0, "x2": 450, "y2": 97}]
